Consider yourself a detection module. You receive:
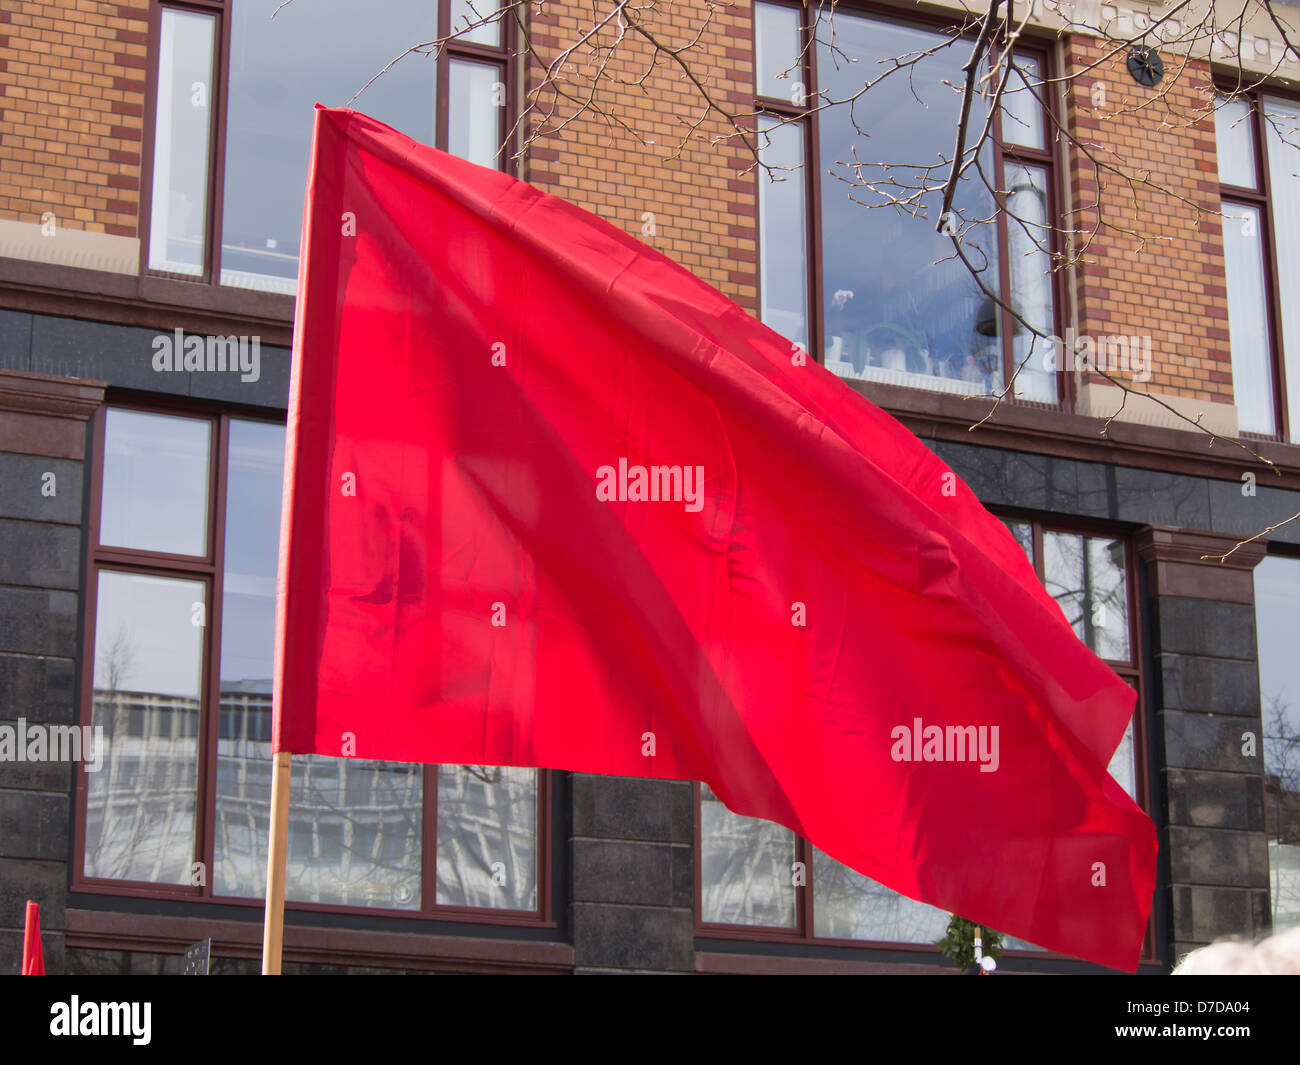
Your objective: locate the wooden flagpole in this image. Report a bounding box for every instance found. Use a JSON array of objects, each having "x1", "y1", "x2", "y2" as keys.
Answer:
[{"x1": 261, "y1": 750, "x2": 292, "y2": 974}]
